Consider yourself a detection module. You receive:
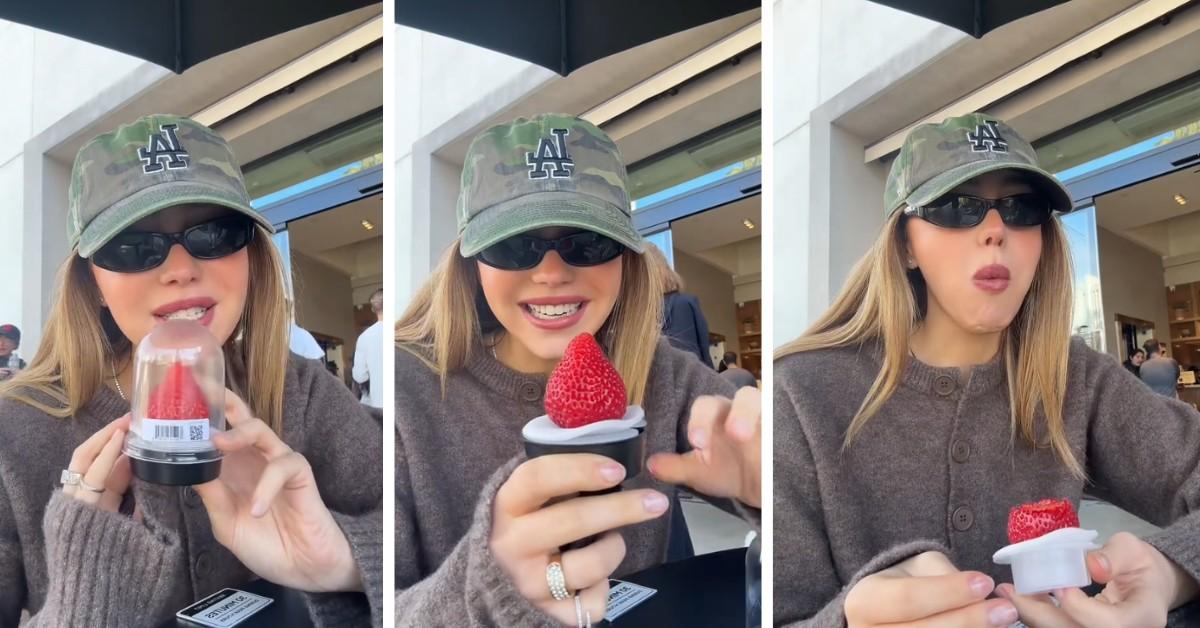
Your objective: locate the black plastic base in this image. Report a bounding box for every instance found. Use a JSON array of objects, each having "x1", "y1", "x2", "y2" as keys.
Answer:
[{"x1": 130, "y1": 457, "x2": 221, "y2": 486}]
